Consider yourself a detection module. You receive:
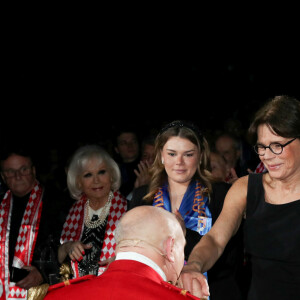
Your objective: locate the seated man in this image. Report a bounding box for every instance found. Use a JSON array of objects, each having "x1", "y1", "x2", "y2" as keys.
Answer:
[
  {"x1": 0, "y1": 144, "x2": 68, "y2": 299},
  {"x1": 44, "y1": 206, "x2": 201, "y2": 299}
]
